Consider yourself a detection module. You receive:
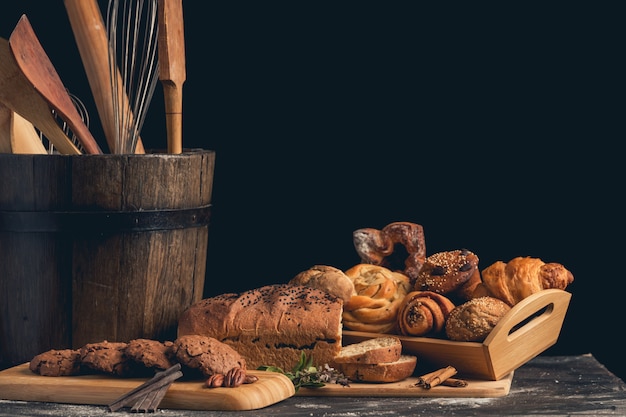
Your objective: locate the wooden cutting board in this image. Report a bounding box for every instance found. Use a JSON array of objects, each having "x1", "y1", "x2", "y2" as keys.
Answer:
[
  {"x1": 0, "y1": 363, "x2": 295, "y2": 411},
  {"x1": 296, "y1": 372, "x2": 513, "y2": 398}
]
